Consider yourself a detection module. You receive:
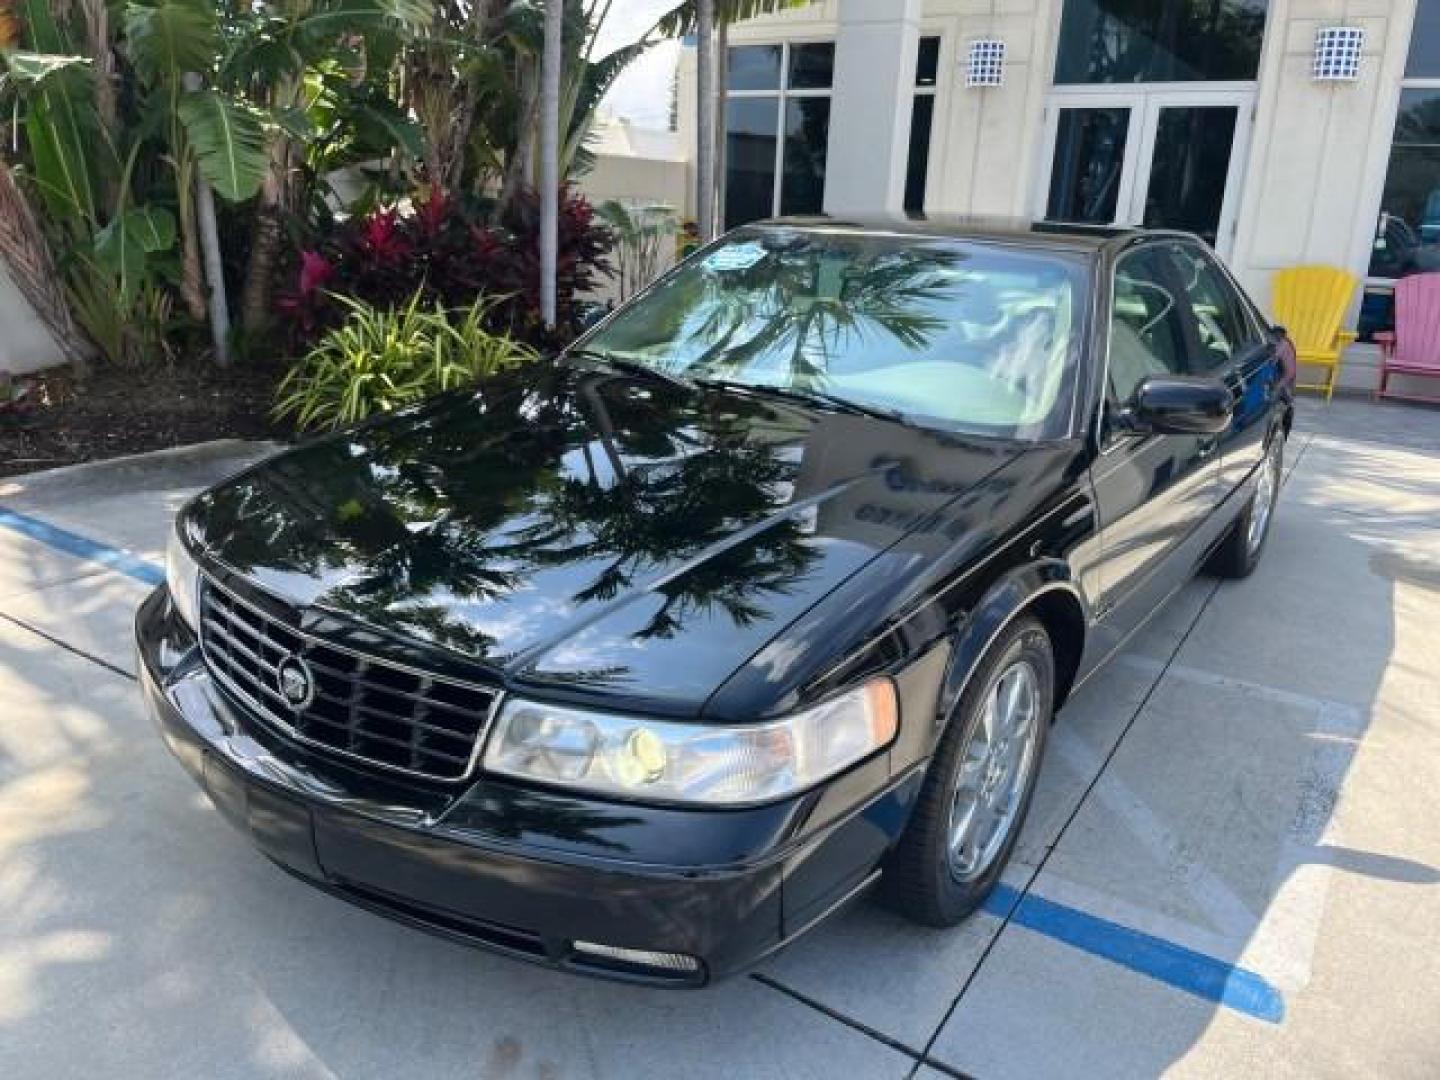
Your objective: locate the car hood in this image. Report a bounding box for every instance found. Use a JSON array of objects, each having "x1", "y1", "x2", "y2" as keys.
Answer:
[{"x1": 188, "y1": 362, "x2": 1027, "y2": 716}]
